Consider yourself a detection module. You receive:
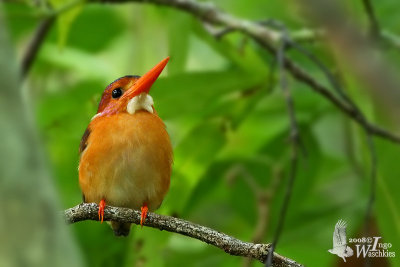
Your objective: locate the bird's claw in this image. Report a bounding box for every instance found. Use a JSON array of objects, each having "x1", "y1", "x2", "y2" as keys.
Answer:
[
  {"x1": 140, "y1": 204, "x2": 148, "y2": 227},
  {"x1": 98, "y1": 199, "x2": 106, "y2": 223}
]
